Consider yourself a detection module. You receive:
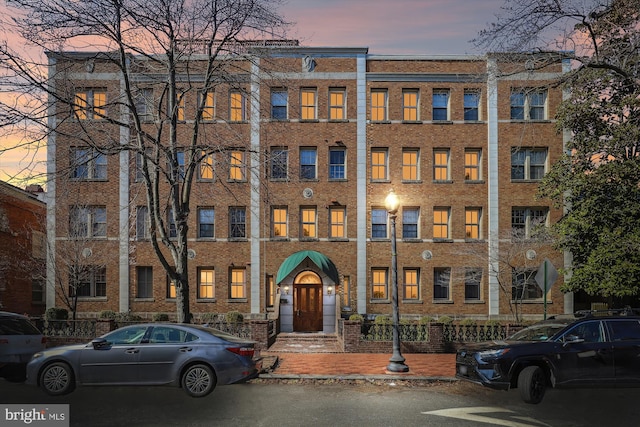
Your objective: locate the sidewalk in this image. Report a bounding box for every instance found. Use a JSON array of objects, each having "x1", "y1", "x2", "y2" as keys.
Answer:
[{"x1": 259, "y1": 352, "x2": 457, "y2": 381}]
